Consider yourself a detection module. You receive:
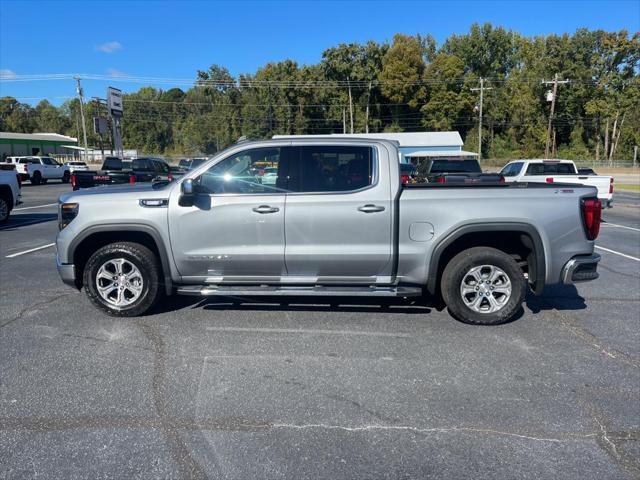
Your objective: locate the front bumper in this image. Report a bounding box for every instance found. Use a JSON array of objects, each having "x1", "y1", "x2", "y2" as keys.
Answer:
[
  {"x1": 56, "y1": 255, "x2": 77, "y2": 287},
  {"x1": 561, "y1": 253, "x2": 601, "y2": 284}
]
